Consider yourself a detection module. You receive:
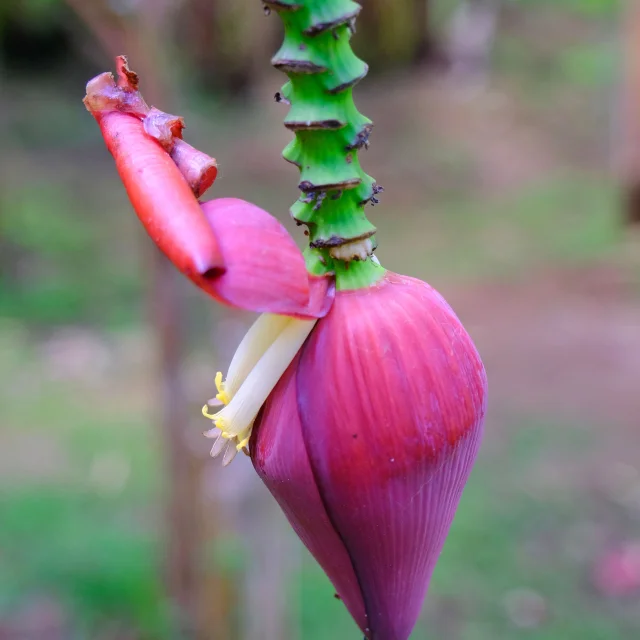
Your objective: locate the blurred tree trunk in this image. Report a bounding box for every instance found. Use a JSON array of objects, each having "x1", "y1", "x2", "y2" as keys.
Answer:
[
  {"x1": 447, "y1": 0, "x2": 500, "y2": 84},
  {"x1": 179, "y1": 0, "x2": 220, "y2": 89},
  {"x1": 151, "y1": 259, "x2": 201, "y2": 639},
  {"x1": 241, "y1": 482, "x2": 301, "y2": 640},
  {"x1": 356, "y1": 0, "x2": 441, "y2": 70},
  {"x1": 66, "y1": 1, "x2": 234, "y2": 638},
  {"x1": 618, "y1": 0, "x2": 640, "y2": 224},
  {"x1": 177, "y1": 0, "x2": 279, "y2": 96},
  {"x1": 413, "y1": 0, "x2": 436, "y2": 63}
]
